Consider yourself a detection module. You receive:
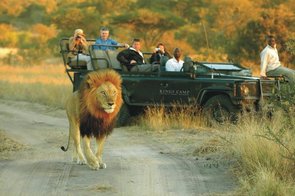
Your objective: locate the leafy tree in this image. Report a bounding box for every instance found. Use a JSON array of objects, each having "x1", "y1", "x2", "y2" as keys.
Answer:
[
  {"x1": 286, "y1": 39, "x2": 295, "y2": 55},
  {"x1": 0, "y1": 0, "x2": 56, "y2": 16},
  {"x1": 0, "y1": 0, "x2": 294, "y2": 67},
  {"x1": 51, "y1": 7, "x2": 103, "y2": 38},
  {"x1": 0, "y1": 0, "x2": 30, "y2": 16},
  {"x1": 261, "y1": 0, "x2": 289, "y2": 8},
  {"x1": 112, "y1": 8, "x2": 185, "y2": 49},
  {"x1": 0, "y1": 24, "x2": 17, "y2": 47},
  {"x1": 50, "y1": 0, "x2": 133, "y2": 39},
  {"x1": 229, "y1": 5, "x2": 295, "y2": 66},
  {"x1": 17, "y1": 4, "x2": 51, "y2": 26}
]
